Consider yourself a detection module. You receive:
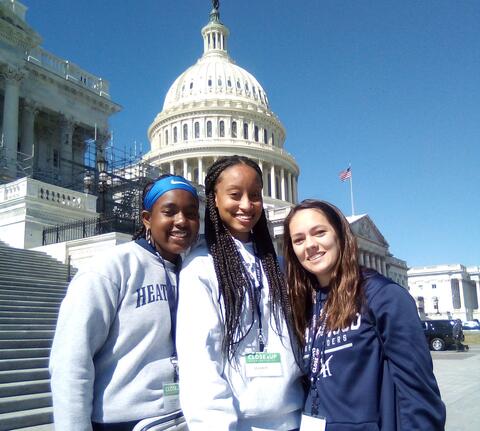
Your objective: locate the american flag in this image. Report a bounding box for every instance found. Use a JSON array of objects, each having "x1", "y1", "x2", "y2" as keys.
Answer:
[{"x1": 339, "y1": 167, "x2": 352, "y2": 182}]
